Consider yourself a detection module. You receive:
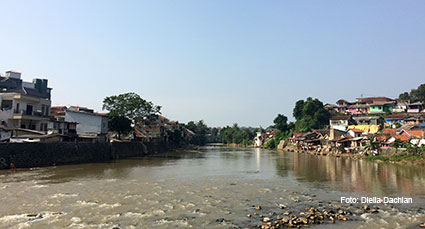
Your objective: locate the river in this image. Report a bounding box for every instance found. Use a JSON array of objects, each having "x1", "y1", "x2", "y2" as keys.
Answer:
[{"x1": 0, "y1": 146, "x2": 424, "y2": 228}]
